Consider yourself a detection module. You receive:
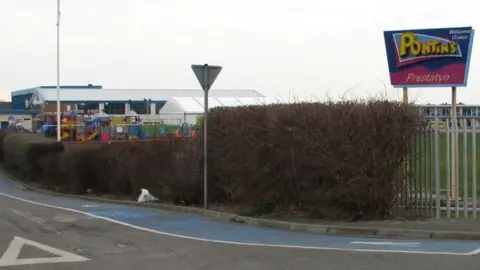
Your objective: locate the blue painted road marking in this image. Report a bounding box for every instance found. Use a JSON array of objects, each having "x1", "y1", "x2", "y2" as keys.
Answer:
[{"x1": 0, "y1": 176, "x2": 479, "y2": 255}]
